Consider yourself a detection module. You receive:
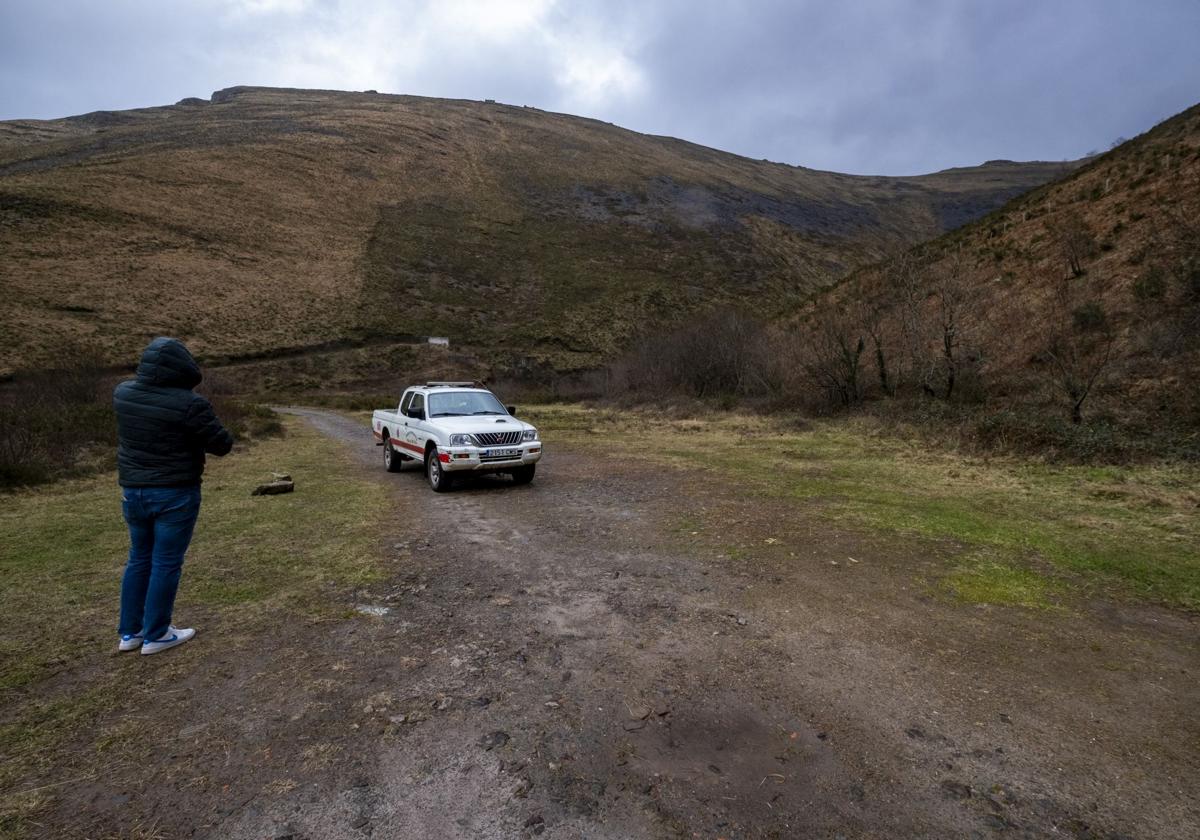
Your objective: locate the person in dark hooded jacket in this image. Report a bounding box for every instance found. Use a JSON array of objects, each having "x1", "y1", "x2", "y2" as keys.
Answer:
[{"x1": 112, "y1": 337, "x2": 233, "y2": 655}]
